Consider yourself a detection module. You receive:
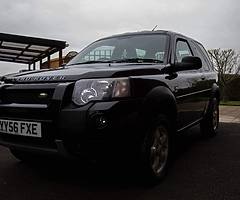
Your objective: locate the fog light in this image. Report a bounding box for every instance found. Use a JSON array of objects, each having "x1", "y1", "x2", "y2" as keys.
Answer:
[{"x1": 95, "y1": 115, "x2": 108, "y2": 129}]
